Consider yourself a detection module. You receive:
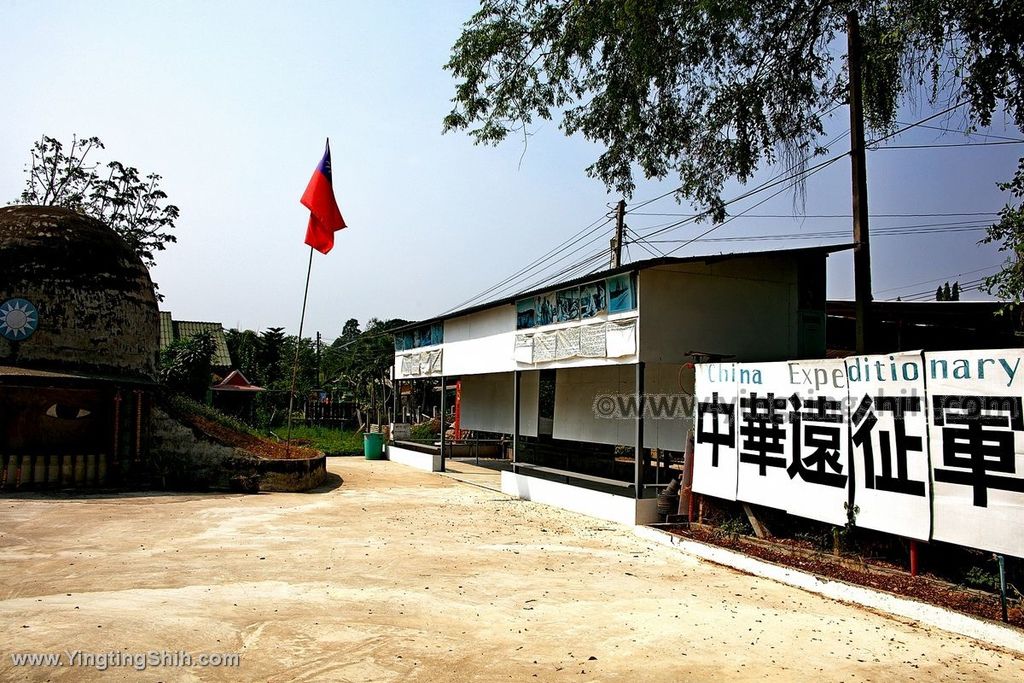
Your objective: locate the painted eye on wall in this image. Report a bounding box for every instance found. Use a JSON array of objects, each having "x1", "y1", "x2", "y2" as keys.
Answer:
[{"x1": 45, "y1": 404, "x2": 92, "y2": 420}]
